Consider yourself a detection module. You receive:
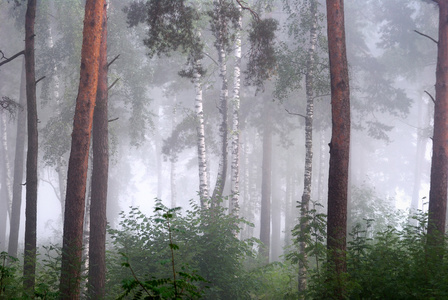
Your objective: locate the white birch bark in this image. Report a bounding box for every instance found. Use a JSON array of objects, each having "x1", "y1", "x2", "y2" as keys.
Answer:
[
  {"x1": 194, "y1": 59, "x2": 210, "y2": 207},
  {"x1": 299, "y1": 0, "x2": 318, "y2": 294},
  {"x1": 230, "y1": 7, "x2": 242, "y2": 215}
]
